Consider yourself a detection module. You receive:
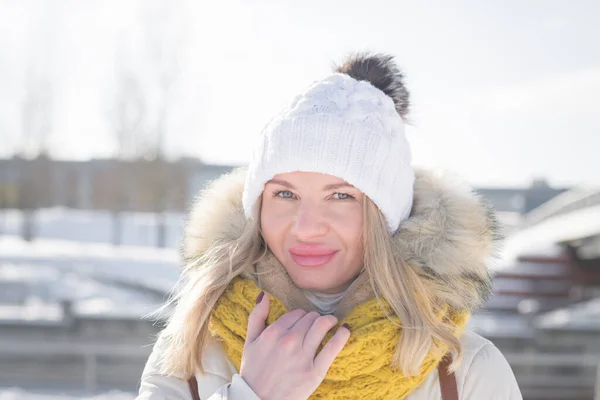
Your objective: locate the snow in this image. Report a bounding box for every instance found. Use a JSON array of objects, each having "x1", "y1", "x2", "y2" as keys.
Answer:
[
  {"x1": 0, "y1": 235, "x2": 178, "y2": 264},
  {"x1": 0, "y1": 209, "x2": 183, "y2": 294},
  {"x1": 0, "y1": 209, "x2": 183, "y2": 395},
  {"x1": 0, "y1": 262, "x2": 164, "y2": 322},
  {"x1": 0, "y1": 388, "x2": 134, "y2": 400},
  {"x1": 0, "y1": 236, "x2": 179, "y2": 294},
  {"x1": 0, "y1": 301, "x2": 62, "y2": 322},
  {"x1": 1, "y1": 208, "x2": 185, "y2": 249},
  {"x1": 0, "y1": 209, "x2": 181, "y2": 325},
  {"x1": 0, "y1": 212, "x2": 172, "y2": 394}
]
